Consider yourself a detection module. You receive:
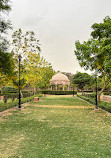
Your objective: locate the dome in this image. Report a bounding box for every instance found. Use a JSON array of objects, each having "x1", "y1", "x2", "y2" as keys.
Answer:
[
  {"x1": 50, "y1": 72, "x2": 70, "y2": 90},
  {"x1": 50, "y1": 72, "x2": 70, "y2": 82}
]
